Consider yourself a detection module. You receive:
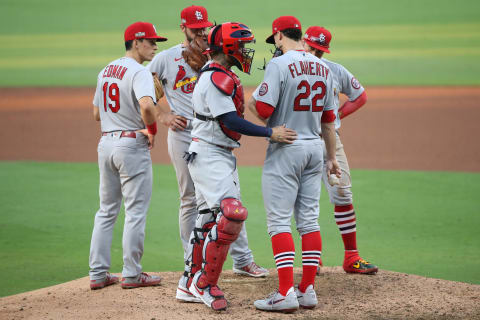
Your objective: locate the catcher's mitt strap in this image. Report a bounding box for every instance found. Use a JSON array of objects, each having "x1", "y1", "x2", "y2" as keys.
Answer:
[{"x1": 210, "y1": 70, "x2": 236, "y2": 96}]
